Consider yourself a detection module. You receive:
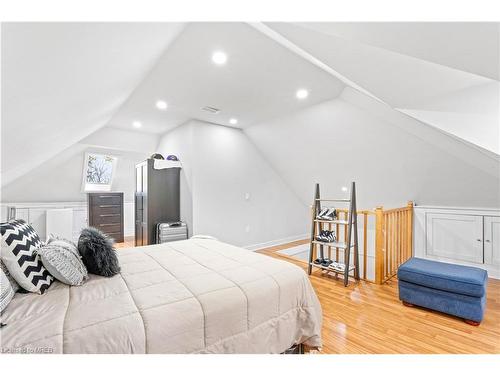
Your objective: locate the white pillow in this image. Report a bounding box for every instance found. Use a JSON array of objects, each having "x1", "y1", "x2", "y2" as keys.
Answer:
[
  {"x1": 0, "y1": 220, "x2": 53, "y2": 294},
  {"x1": 0, "y1": 260, "x2": 19, "y2": 293},
  {"x1": 38, "y1": 236, "x2": 88, "y2": 286},
  {"x1": 0, "y1": 266, "x2": 14, "y2": 313}
]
